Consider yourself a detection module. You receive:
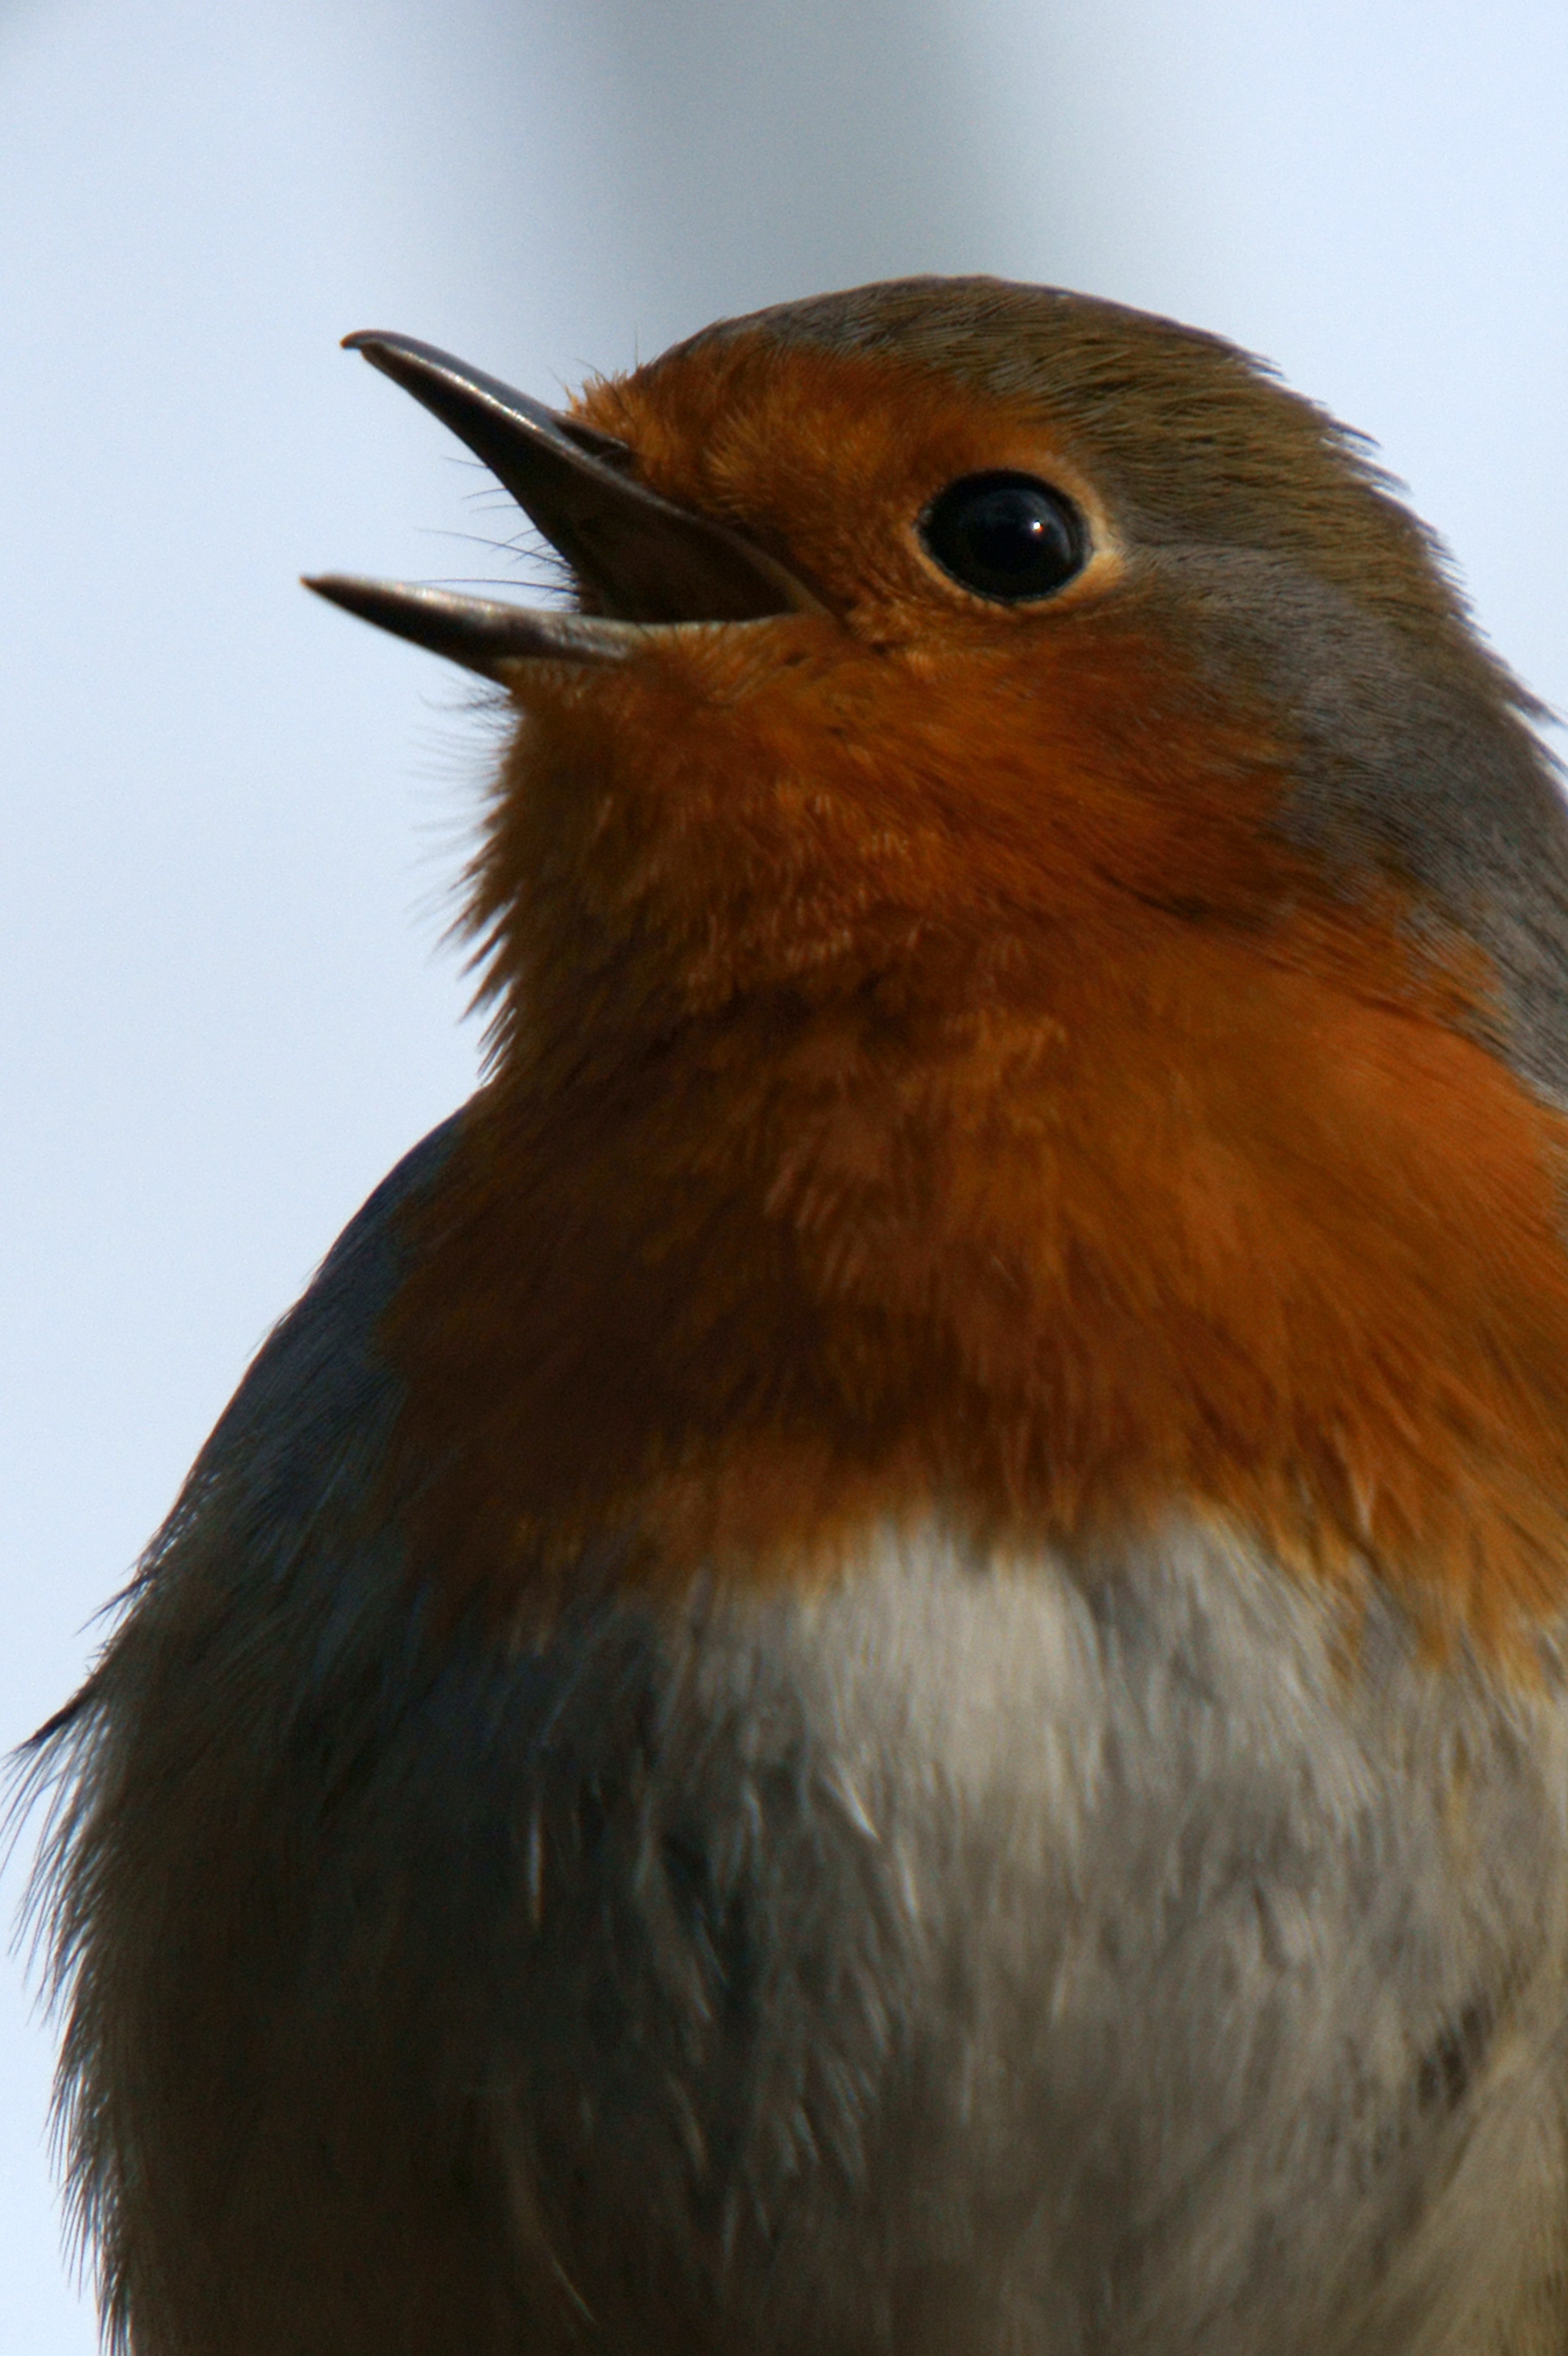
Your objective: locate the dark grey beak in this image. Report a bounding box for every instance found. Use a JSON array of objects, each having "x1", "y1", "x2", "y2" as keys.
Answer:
[{"x1": 304, "y1": 332, "x2": 817, "y2": 680}]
